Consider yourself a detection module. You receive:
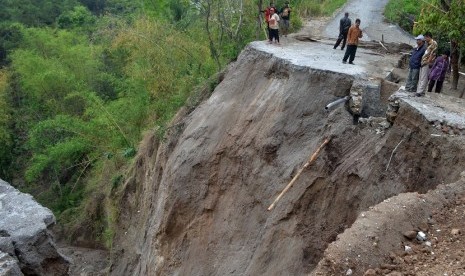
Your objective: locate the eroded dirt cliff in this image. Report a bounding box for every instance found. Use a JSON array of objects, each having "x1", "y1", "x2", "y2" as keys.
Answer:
[{"x1": 109, "y1": 43, "x2": 465, "y2": 275}]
